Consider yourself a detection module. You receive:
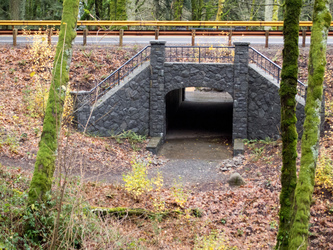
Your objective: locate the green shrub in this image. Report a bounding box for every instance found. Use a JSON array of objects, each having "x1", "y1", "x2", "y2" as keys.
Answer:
[
  {"x1": 123, "y1": 159, "x2": 163, "y2": 198},
  {"x1": 194, "y1": 230, "x2": 236, "y2": 250},
  {"x1": 315, "y1": 150, "x2": 333, "y2": 192}
]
